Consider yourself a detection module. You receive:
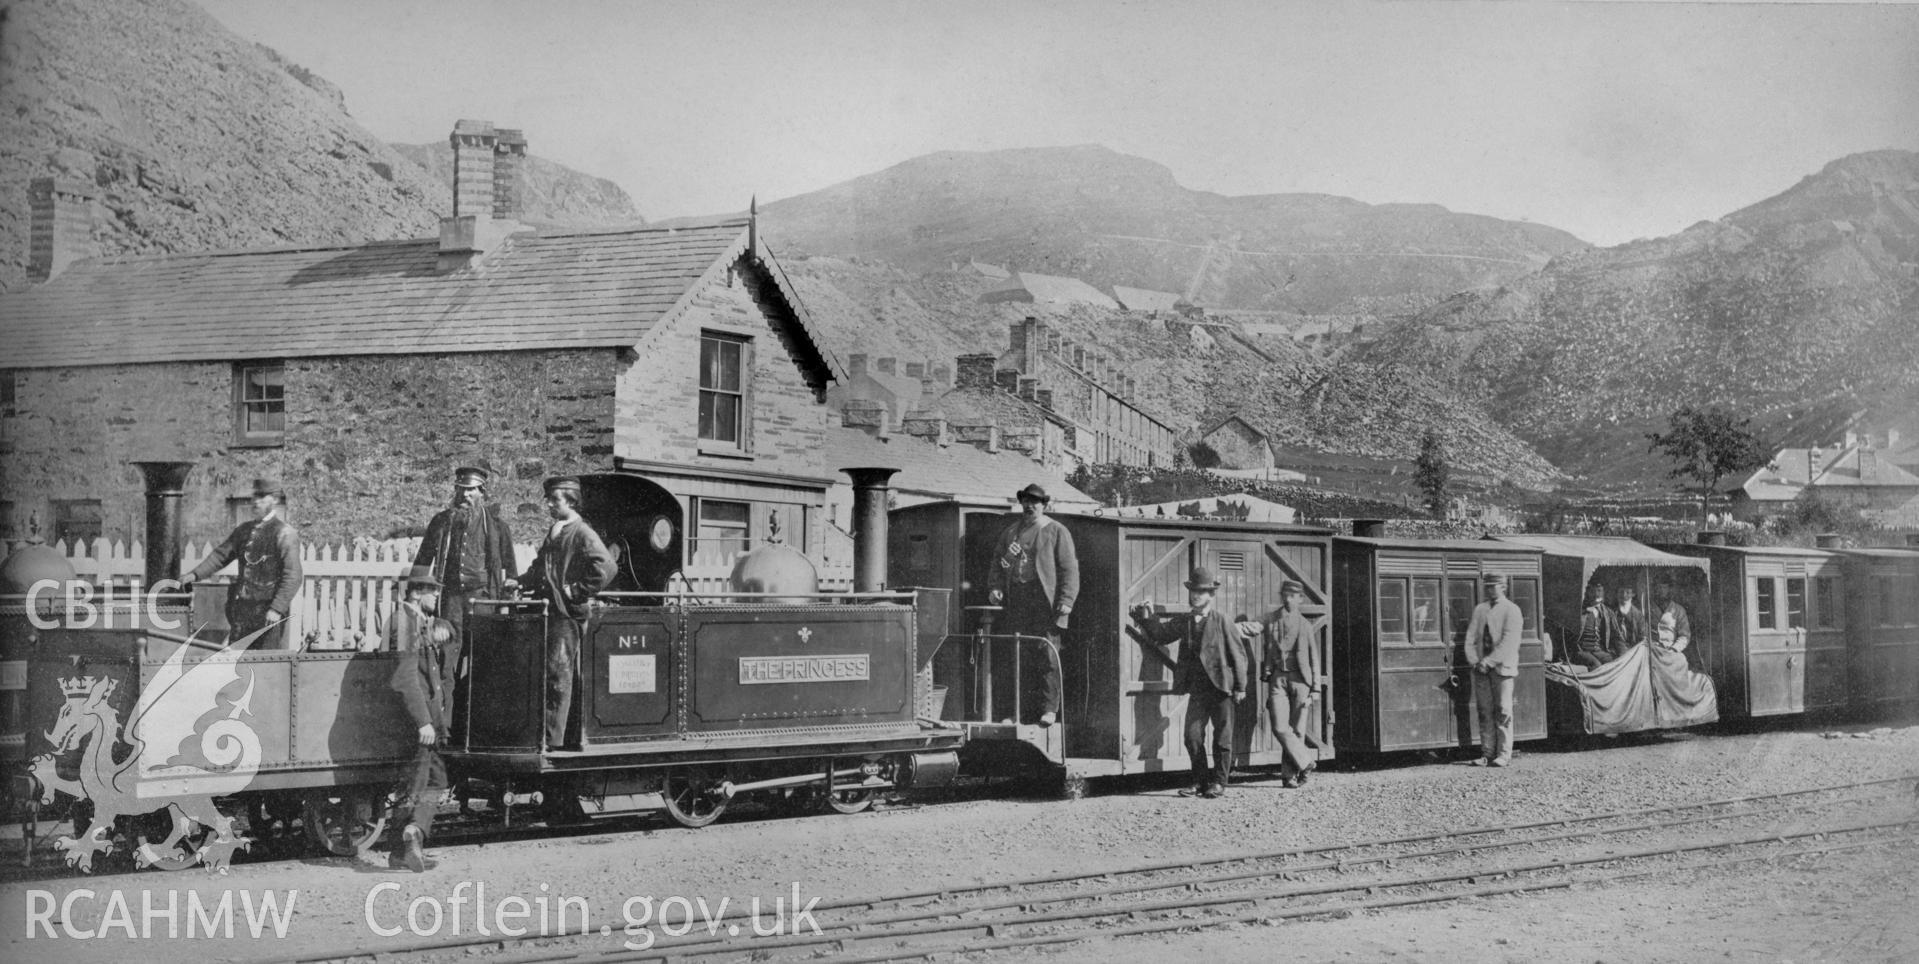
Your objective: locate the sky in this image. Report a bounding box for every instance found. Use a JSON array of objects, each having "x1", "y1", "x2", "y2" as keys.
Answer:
[{"x1": 195, "y1": 0, "x2": 1919, "y2": 247}]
